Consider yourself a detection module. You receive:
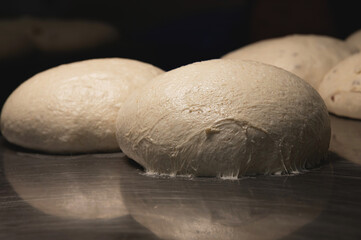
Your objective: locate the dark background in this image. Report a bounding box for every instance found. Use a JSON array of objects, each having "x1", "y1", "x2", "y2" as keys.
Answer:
[{"x1": 0, "y1": 0, "x2": 360, "y2": 109}]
